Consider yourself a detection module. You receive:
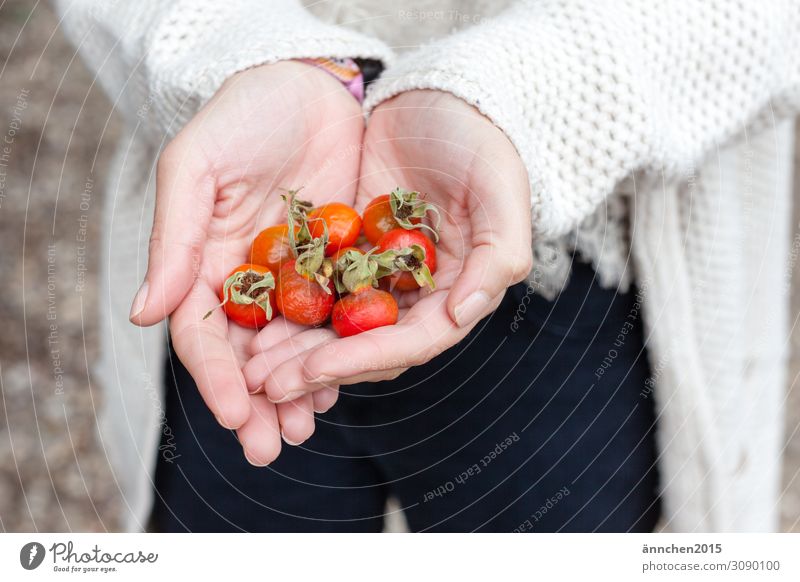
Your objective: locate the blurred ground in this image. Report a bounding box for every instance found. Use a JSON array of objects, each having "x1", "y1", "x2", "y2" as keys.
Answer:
[
  {"x1": 0, "y1": 1, "x2": 798, "y2": 532},
  {"x1": 0, "y1": 0, "x2": 123, "y2": 531}
]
